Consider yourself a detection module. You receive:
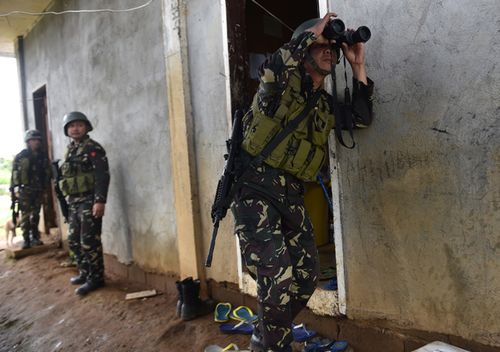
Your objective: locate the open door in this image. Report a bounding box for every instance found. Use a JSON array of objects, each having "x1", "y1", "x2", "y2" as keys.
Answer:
[{"x1": 33, "y1": 85, "x2": 57, "y2": 233}]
